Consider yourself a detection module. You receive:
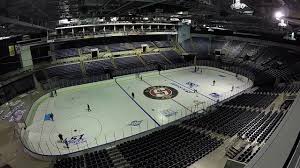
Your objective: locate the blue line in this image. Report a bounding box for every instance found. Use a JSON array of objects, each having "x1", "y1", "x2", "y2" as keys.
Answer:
[
  {"x1": 160, "y1": 74, "x2": 217, "y2": 102},
  {"x1": 115, "y1": 79, "x2": 161, "y2": 126}
]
